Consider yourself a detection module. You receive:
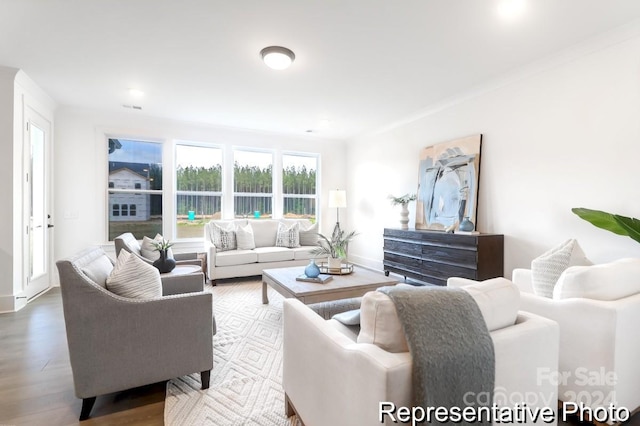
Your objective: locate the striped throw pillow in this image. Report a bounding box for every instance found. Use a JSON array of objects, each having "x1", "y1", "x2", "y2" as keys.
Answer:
[{"x1": 106, "y1": 250, "x2": 162, "y2": 299}]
